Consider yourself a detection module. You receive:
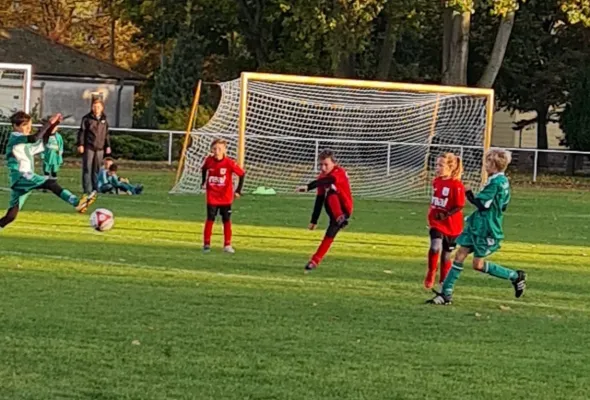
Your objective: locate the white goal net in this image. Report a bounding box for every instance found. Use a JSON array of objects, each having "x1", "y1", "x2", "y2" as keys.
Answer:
[{"x1": 172, "y1": 76, "x2": 491, "y2": 199}]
